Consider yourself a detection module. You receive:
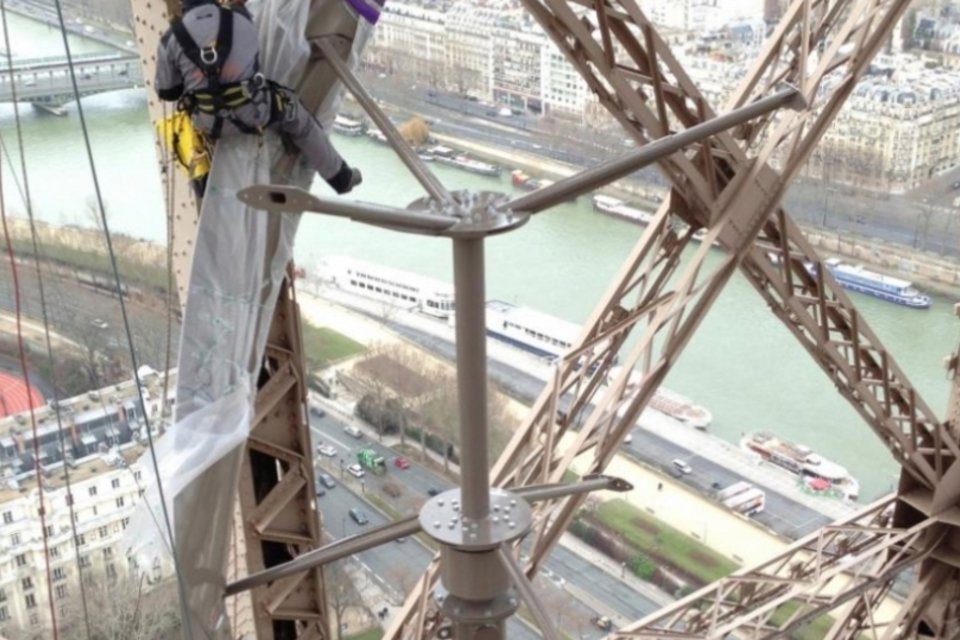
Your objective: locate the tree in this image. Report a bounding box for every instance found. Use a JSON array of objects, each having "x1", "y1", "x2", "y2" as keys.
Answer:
[
  {"x1": 326, "y1": 561, "x2": 370, "y2": 640},
  {"x1": 4, "y1": 573, "x2": 182, "y2": 640},
  {"x1": 418, "y1": 365, "x2": 459, "y2": 473}
]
